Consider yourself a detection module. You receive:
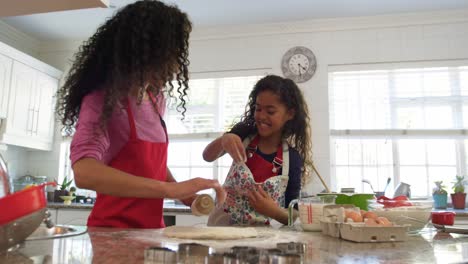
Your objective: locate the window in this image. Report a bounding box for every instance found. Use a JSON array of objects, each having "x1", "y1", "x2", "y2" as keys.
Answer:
[
  {"x1": 166, "y1": 74, "x2": 264, "y2": 186},
  {"x1": 329, "y1": 61, "x2": 468, "y2": 197}
]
